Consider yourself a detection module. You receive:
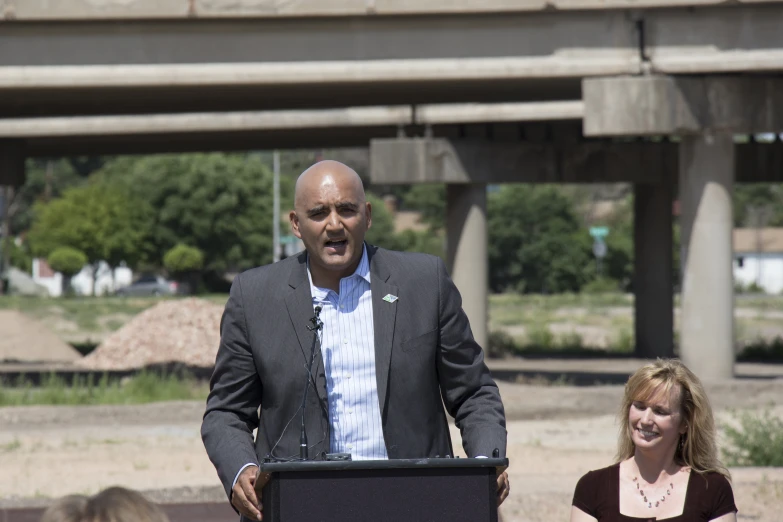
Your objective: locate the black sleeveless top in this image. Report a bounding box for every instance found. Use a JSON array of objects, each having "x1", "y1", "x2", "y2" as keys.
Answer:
[{"x1": 572, "y1": 463, "x2": 737, "y2": 521}]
